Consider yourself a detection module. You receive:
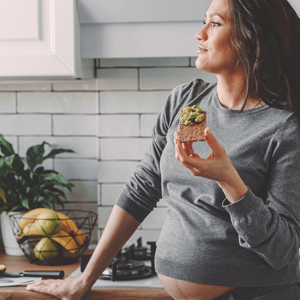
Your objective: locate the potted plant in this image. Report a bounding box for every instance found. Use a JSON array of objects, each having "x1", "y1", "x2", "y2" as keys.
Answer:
[{"x1": 0, "y1": 134, "x2": 75, "y2": 255}]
